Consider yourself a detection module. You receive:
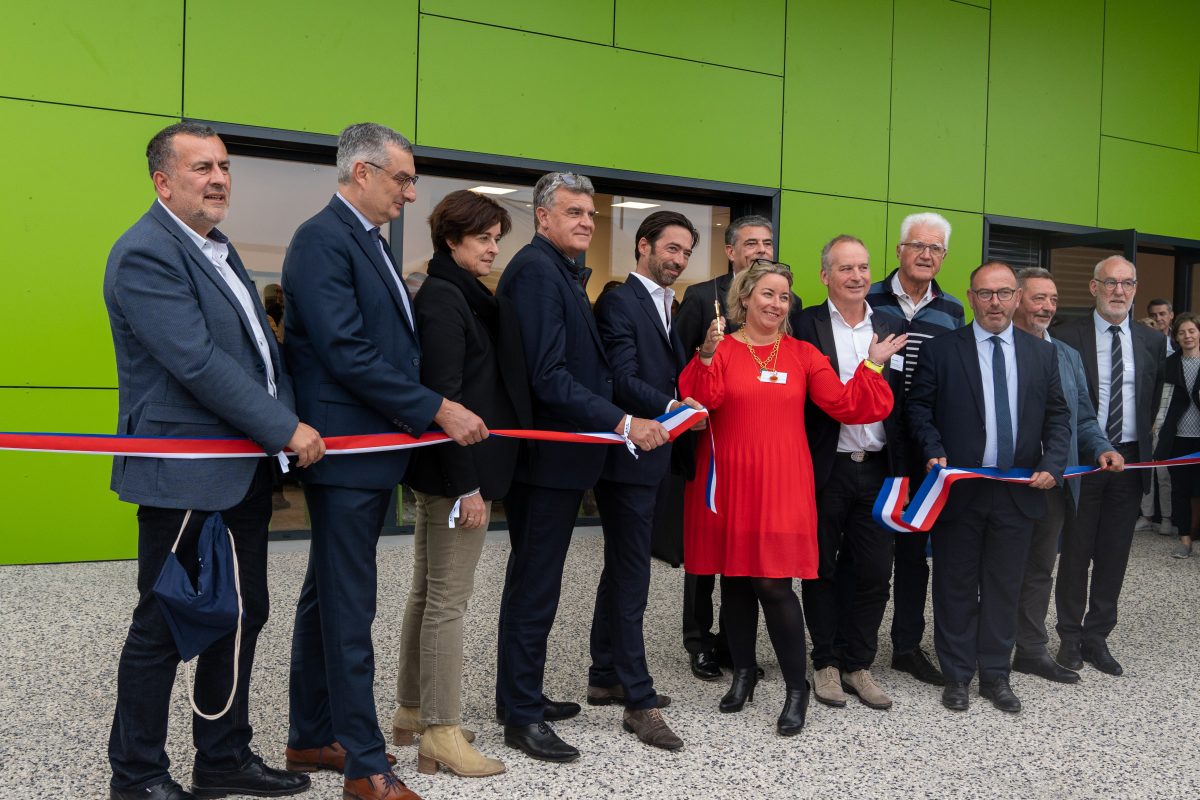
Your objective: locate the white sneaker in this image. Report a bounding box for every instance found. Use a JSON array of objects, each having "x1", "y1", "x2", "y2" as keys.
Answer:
[
  {"x1": 1134, "y1": 516, "x2": 1155, "y2": 532},
  {"x1": 1158, "y1": 520, "x2": 1179, "y2": 536}
]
